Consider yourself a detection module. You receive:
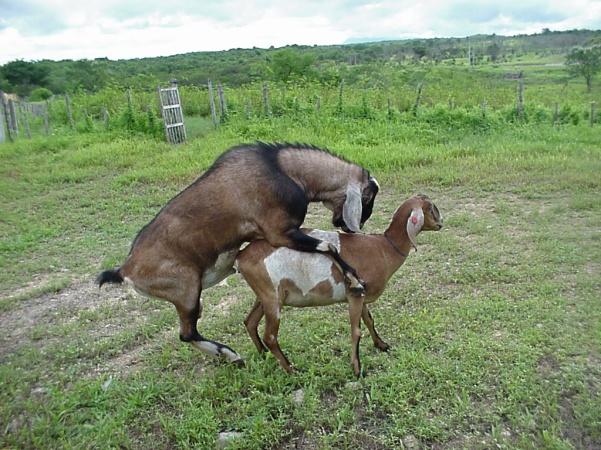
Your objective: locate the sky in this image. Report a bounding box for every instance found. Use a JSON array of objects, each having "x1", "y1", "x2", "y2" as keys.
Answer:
[{"x1": 1, "y1": 0, "x2": 600, "y2": 64}]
